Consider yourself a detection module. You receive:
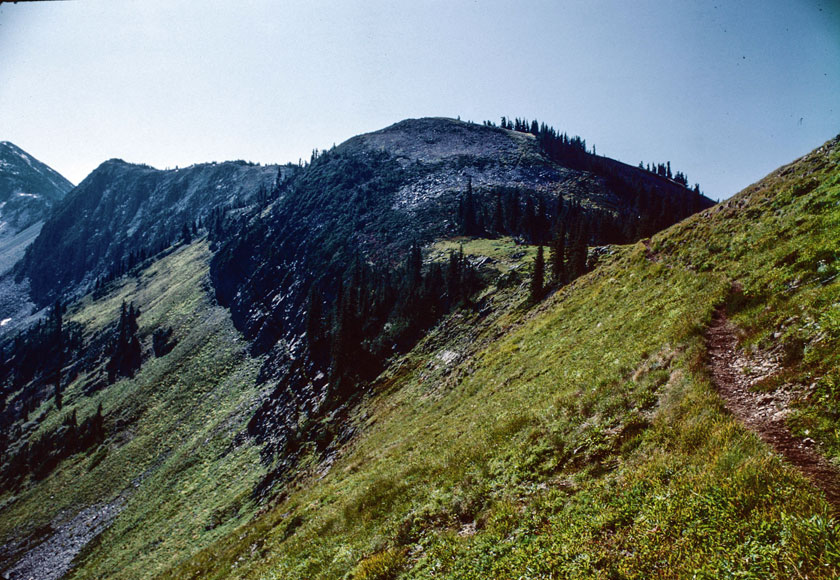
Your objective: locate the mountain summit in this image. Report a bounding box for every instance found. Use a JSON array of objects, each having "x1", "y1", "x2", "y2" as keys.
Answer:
[
  {"x1": 216, "y1": 117, "x2": 712, "y2": 346},
  {"x1": 0, "y1": 142, "x2": 72, "y2": 233},
  {"x1": 0, "y1": 142, "x2": 73, "y2": 273},
  {"x1": 0, "y1": 142, "x2": 74, "y2": 329},
  {"x1": 209, "y1": 117, "x2": 714, "y2": 481}
]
